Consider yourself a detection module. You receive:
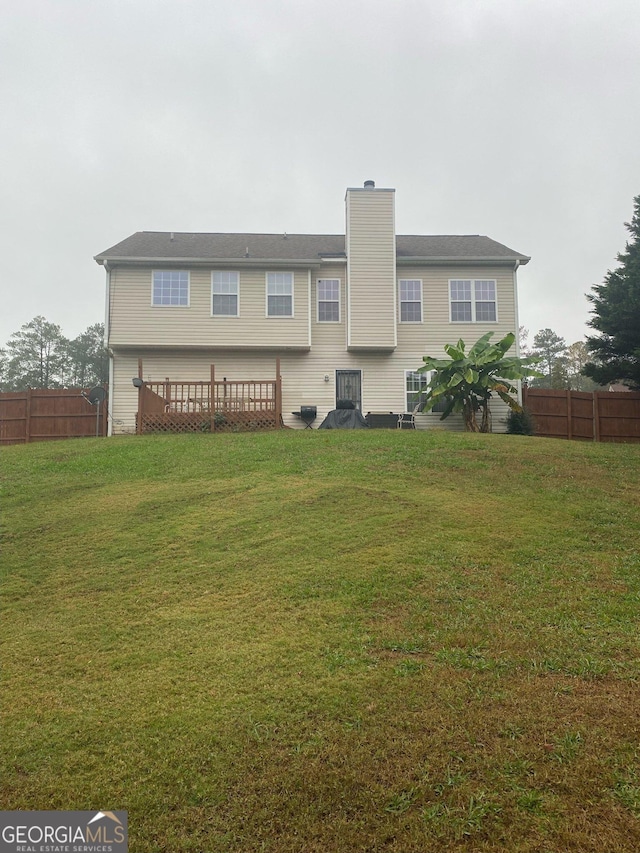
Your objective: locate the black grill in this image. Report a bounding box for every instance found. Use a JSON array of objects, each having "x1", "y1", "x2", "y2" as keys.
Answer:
[{"x1": 292, "y1": 405, "x2": 317, "y2": 428}]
